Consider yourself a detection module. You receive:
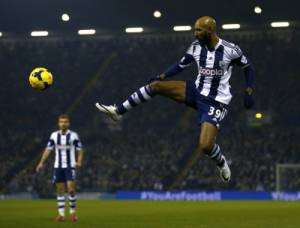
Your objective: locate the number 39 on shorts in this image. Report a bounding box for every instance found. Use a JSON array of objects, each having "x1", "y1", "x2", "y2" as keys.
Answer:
[{"x1": 208, "y1": 106, "x2": 227, "y2": 121}]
